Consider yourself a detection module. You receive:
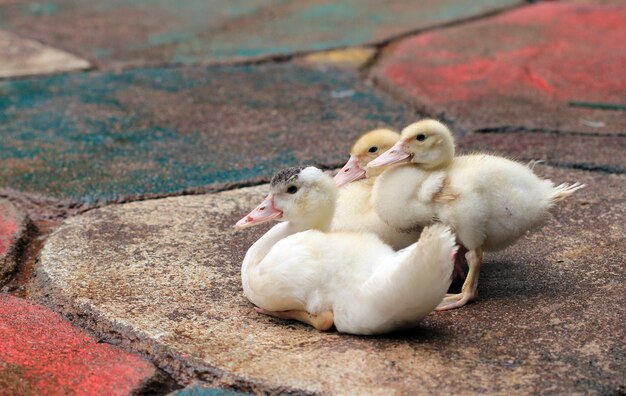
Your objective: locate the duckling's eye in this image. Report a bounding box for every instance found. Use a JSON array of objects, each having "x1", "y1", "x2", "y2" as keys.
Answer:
[
  {"x1": 416, "y1": 134, "x2": 427, "y2": 142},
  {"x1": 368, "y1": 146, "x2": 378, "y2": 153},
  {"x1": 286, "y1": 185, "x2": 298, "y2": 194}
]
